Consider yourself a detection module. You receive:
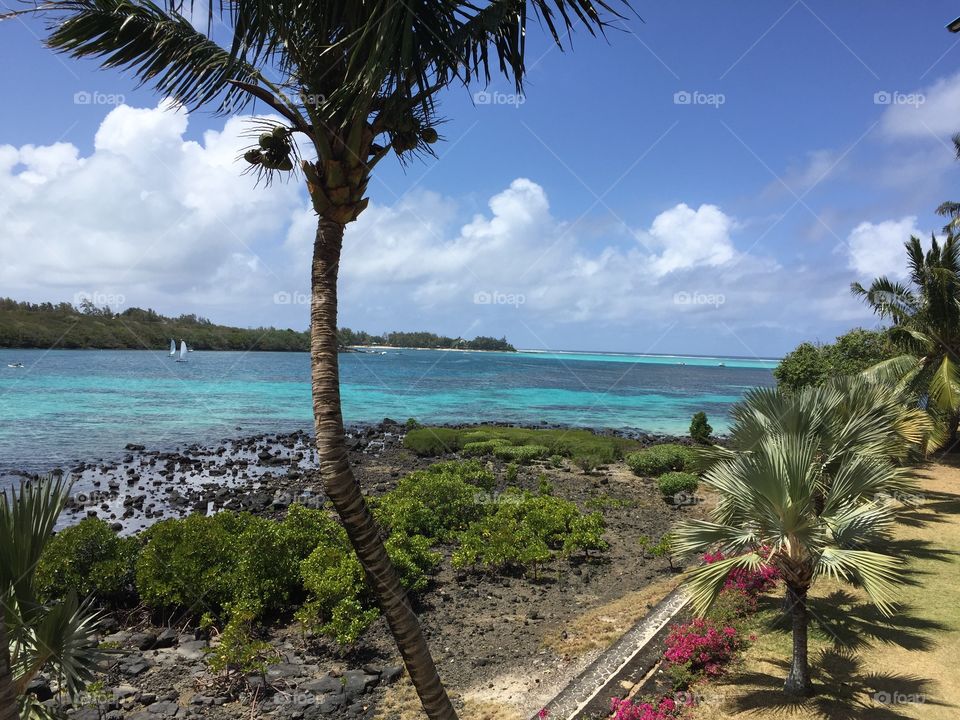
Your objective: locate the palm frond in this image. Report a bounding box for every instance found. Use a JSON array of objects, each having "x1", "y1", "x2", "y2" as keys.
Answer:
[
  {"x1": 815, "y1": 548, "x2": 903, "y2": 615},
  {"x1": 46, "y1": 0, "x2": 262, "y2": 111}
]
